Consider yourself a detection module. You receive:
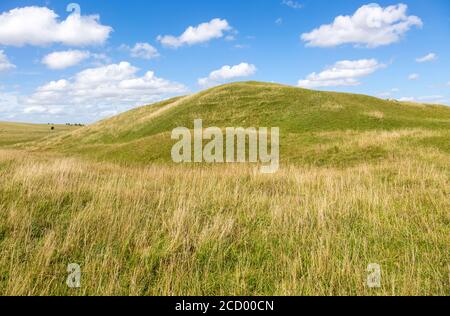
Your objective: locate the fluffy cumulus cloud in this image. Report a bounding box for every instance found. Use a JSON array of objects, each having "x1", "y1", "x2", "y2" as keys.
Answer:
[
  {"x1": 0, "y1": 50, "x2": 15, "y2": 71},
  {"x1": 301, "y1": 3, "x2": 422, "y2": 48},
  {"x1": 198, "y1": 62, "x2": 257, "y2": 87},
  {"x1": 0, "y1": 6, "x2": 112, "y2": 46},
  {"x1": 416, "y1": 53, "x2": 437, "y2": 63},
  {"x1": 157, "y1": 18, "x2": 232, "y2": 48},
  {"x1": 21, "y1": 62, "x2": 187, "y2": 121},
  {"x1": 298, "y1": 59, "x2": 385, "y2": 88},
  {"x1": 42, "y1": 50, "x2": 90, "y2": 69},
  {"x1": 123, "y1": 42, "x2": 160, "y2": 59},
  {"x1": 408, "y1": 73, "x2": 419, "y2": 80}
]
